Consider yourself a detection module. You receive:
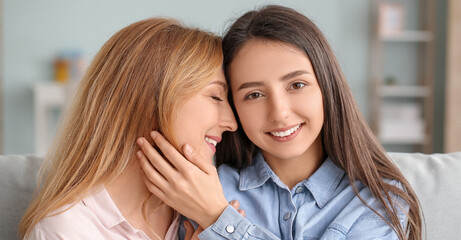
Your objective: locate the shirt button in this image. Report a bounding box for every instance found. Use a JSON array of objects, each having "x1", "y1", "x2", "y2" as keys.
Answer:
[
  {"x1": 283, "y1": 212, "x2": 291, "y2": 221},
  {"x1": 226, "y1": 225, "x2": 235, "y2": 233},
  {"x1": 295, "y1": 186, "x2": 303, "y2": 194}
]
